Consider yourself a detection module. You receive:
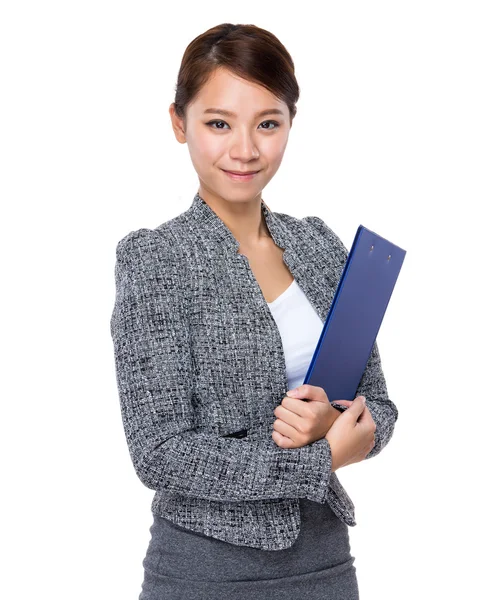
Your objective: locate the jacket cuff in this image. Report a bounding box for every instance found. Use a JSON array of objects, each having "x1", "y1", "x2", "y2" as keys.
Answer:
[{"x1": 300, "y1": 437, "x2": 332, "y2": 503}]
